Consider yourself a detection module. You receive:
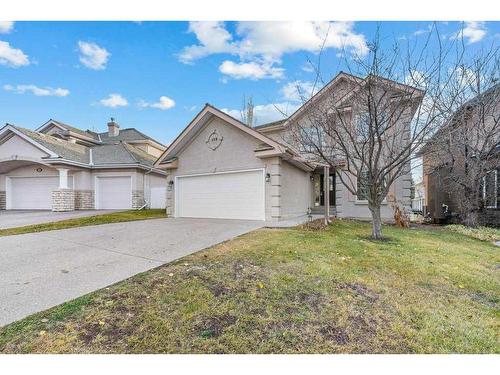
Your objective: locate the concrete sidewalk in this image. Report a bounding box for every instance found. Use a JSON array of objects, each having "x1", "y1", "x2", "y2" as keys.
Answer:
[{"x1": 0, "y1": 217, "x2": 263, "y2": 326}]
